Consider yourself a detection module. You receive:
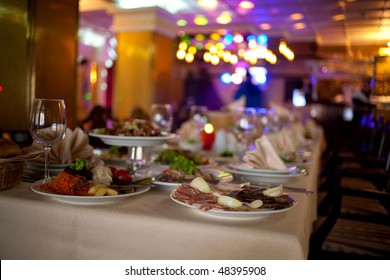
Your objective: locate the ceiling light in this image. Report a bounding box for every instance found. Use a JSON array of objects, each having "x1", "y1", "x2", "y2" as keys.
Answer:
[
  {"x1": 194, "y1": 15, "x2": 208, "y2": 25},
  {"x1": 194, "y1": 34, "x2": 206, "y2": 41},
  {"x1": 387, "y1": 42, "x2": 390, "y2": 47},
  {"x1": 259, "y1": 23, "x2": 271, "y2": 30},
  {"x1": 188, "y1": 46, "x2": 197, "y2": 55},
  {"x1": 239, "y1": 1, "x2": 254, "y2": 10},
  {"x1": 217, "y1": 29, "x2": 228, "y2": 35},
  {"x1": 117, "y1": 0, "x2": 190, "y2": 14},
  {"x1": 203, "y1": 52, "x2": 212, "y2": 62},
  {"x1": 293, "y1": 22, "x2": 306, "y2": 30},
  {"x1": 223, "y1": 34, "x2": 234, "y2": 44},
  {"x1": 332, "y1": 14, "x2": 345, "y2": 21},
  {"x1": 210, "y1": 55, "x2": 220, "y2": 65},
  {"x1": 230, "y1": 55, "x2": 238, "y2": 65},
  {"x1": 216, "y1": 42, "x2": 225, "y2": 49},
  {"x1": 198, "y1": 0, "x2": 218, "y2": 9},
  {"x1": 178, "y1": 41, "x2": 188, "y2": 50},
  {"x1": 290, "y1": 13, "x2": 303, "y2": 21},
  {"x1": 257, "y1": 34, "x2": 268, "y2": 44},
  {"x1": 176, "y1": 19, "x2": 187, "y2": 26},
  {"x1": 379, "y1": 47, "x2": 390, "y2": 56},
  {"x1": 216, "y1": 12, "x2": 232, "y2": 24},
  {"x1": 210, "y1": 33, "x2": 221, "y2": 40},
  {"x1": 338, "y1": 1, "x2": 346, "y2": 8},
  {"x1": 185, "y1": 53, "x2": 194, "y2": 63},
  {"x1": 233, "y1": 34, "x2": 244, "y2": 43},
  {"x1": 176, "y1": 50, "x2": 186, "y2": 60}
]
